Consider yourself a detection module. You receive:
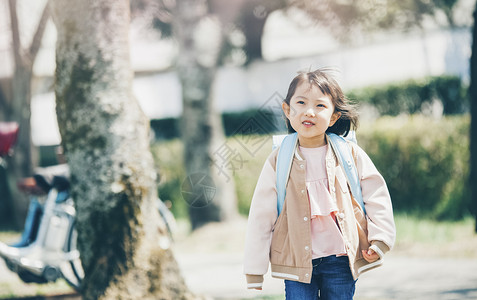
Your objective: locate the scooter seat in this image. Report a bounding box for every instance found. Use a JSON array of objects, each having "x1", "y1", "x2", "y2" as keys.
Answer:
[{"x1": 51, "y1": 176, "x2": 70, "y2": 192}]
